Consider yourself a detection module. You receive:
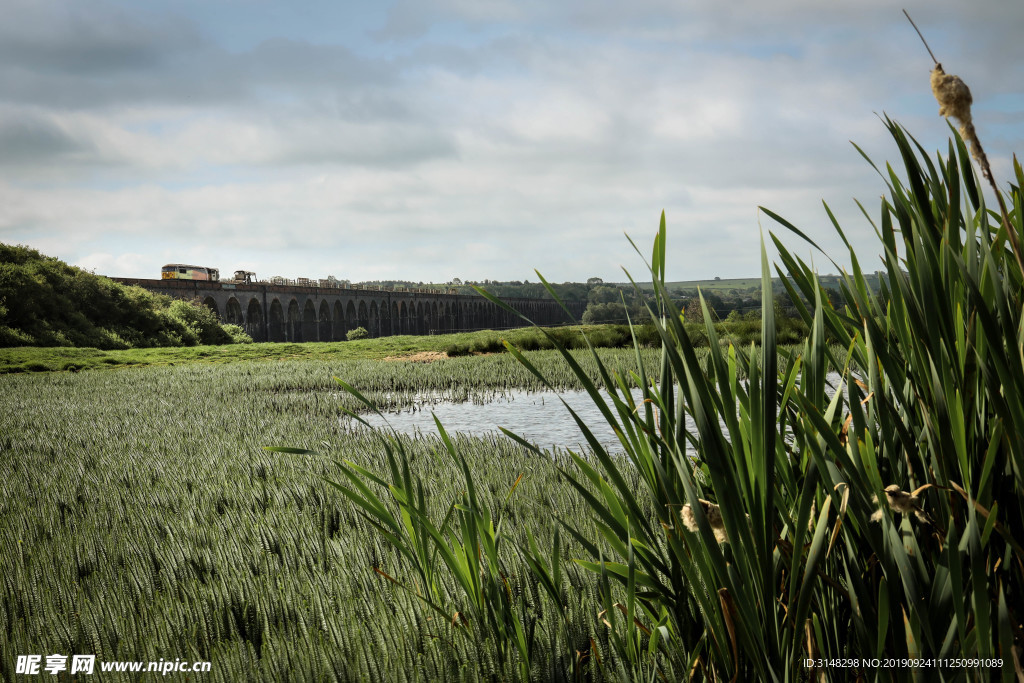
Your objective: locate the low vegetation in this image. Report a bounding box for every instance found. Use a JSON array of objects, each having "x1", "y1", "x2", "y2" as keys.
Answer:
[
  {"x1": 0, "y1": 362, "x2": 599, "y2": 681},
  {"x1": 0, "y1": 244, "x2": 250, "y2": 349},
  {"x1": 0, "y1": 317, "x2": 808, "y2": 375},
  {"x1": 345, "y1": 326, "x2": 370, "y2": 341},
  {"x1": 0, "y1": 344, "x2": 700, "y2": 681},
  {"x1": 323, "y1": 121, "x2": 1024, "y2": 679}
]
